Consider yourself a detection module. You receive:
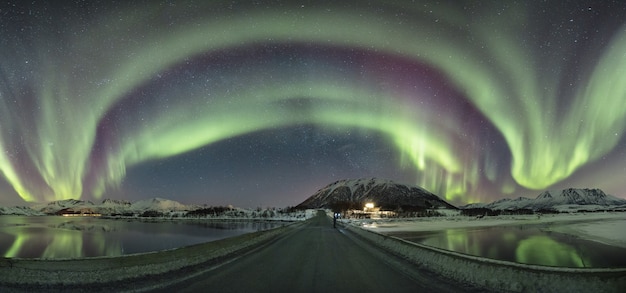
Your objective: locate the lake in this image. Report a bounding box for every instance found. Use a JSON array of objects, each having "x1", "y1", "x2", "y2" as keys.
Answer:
[
  {"x1": 0, "y1": 215, "x2": 285, "y2": 259},
  {"x1": 388, "y1": 221, "x2": 626, "y2": 268}
]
